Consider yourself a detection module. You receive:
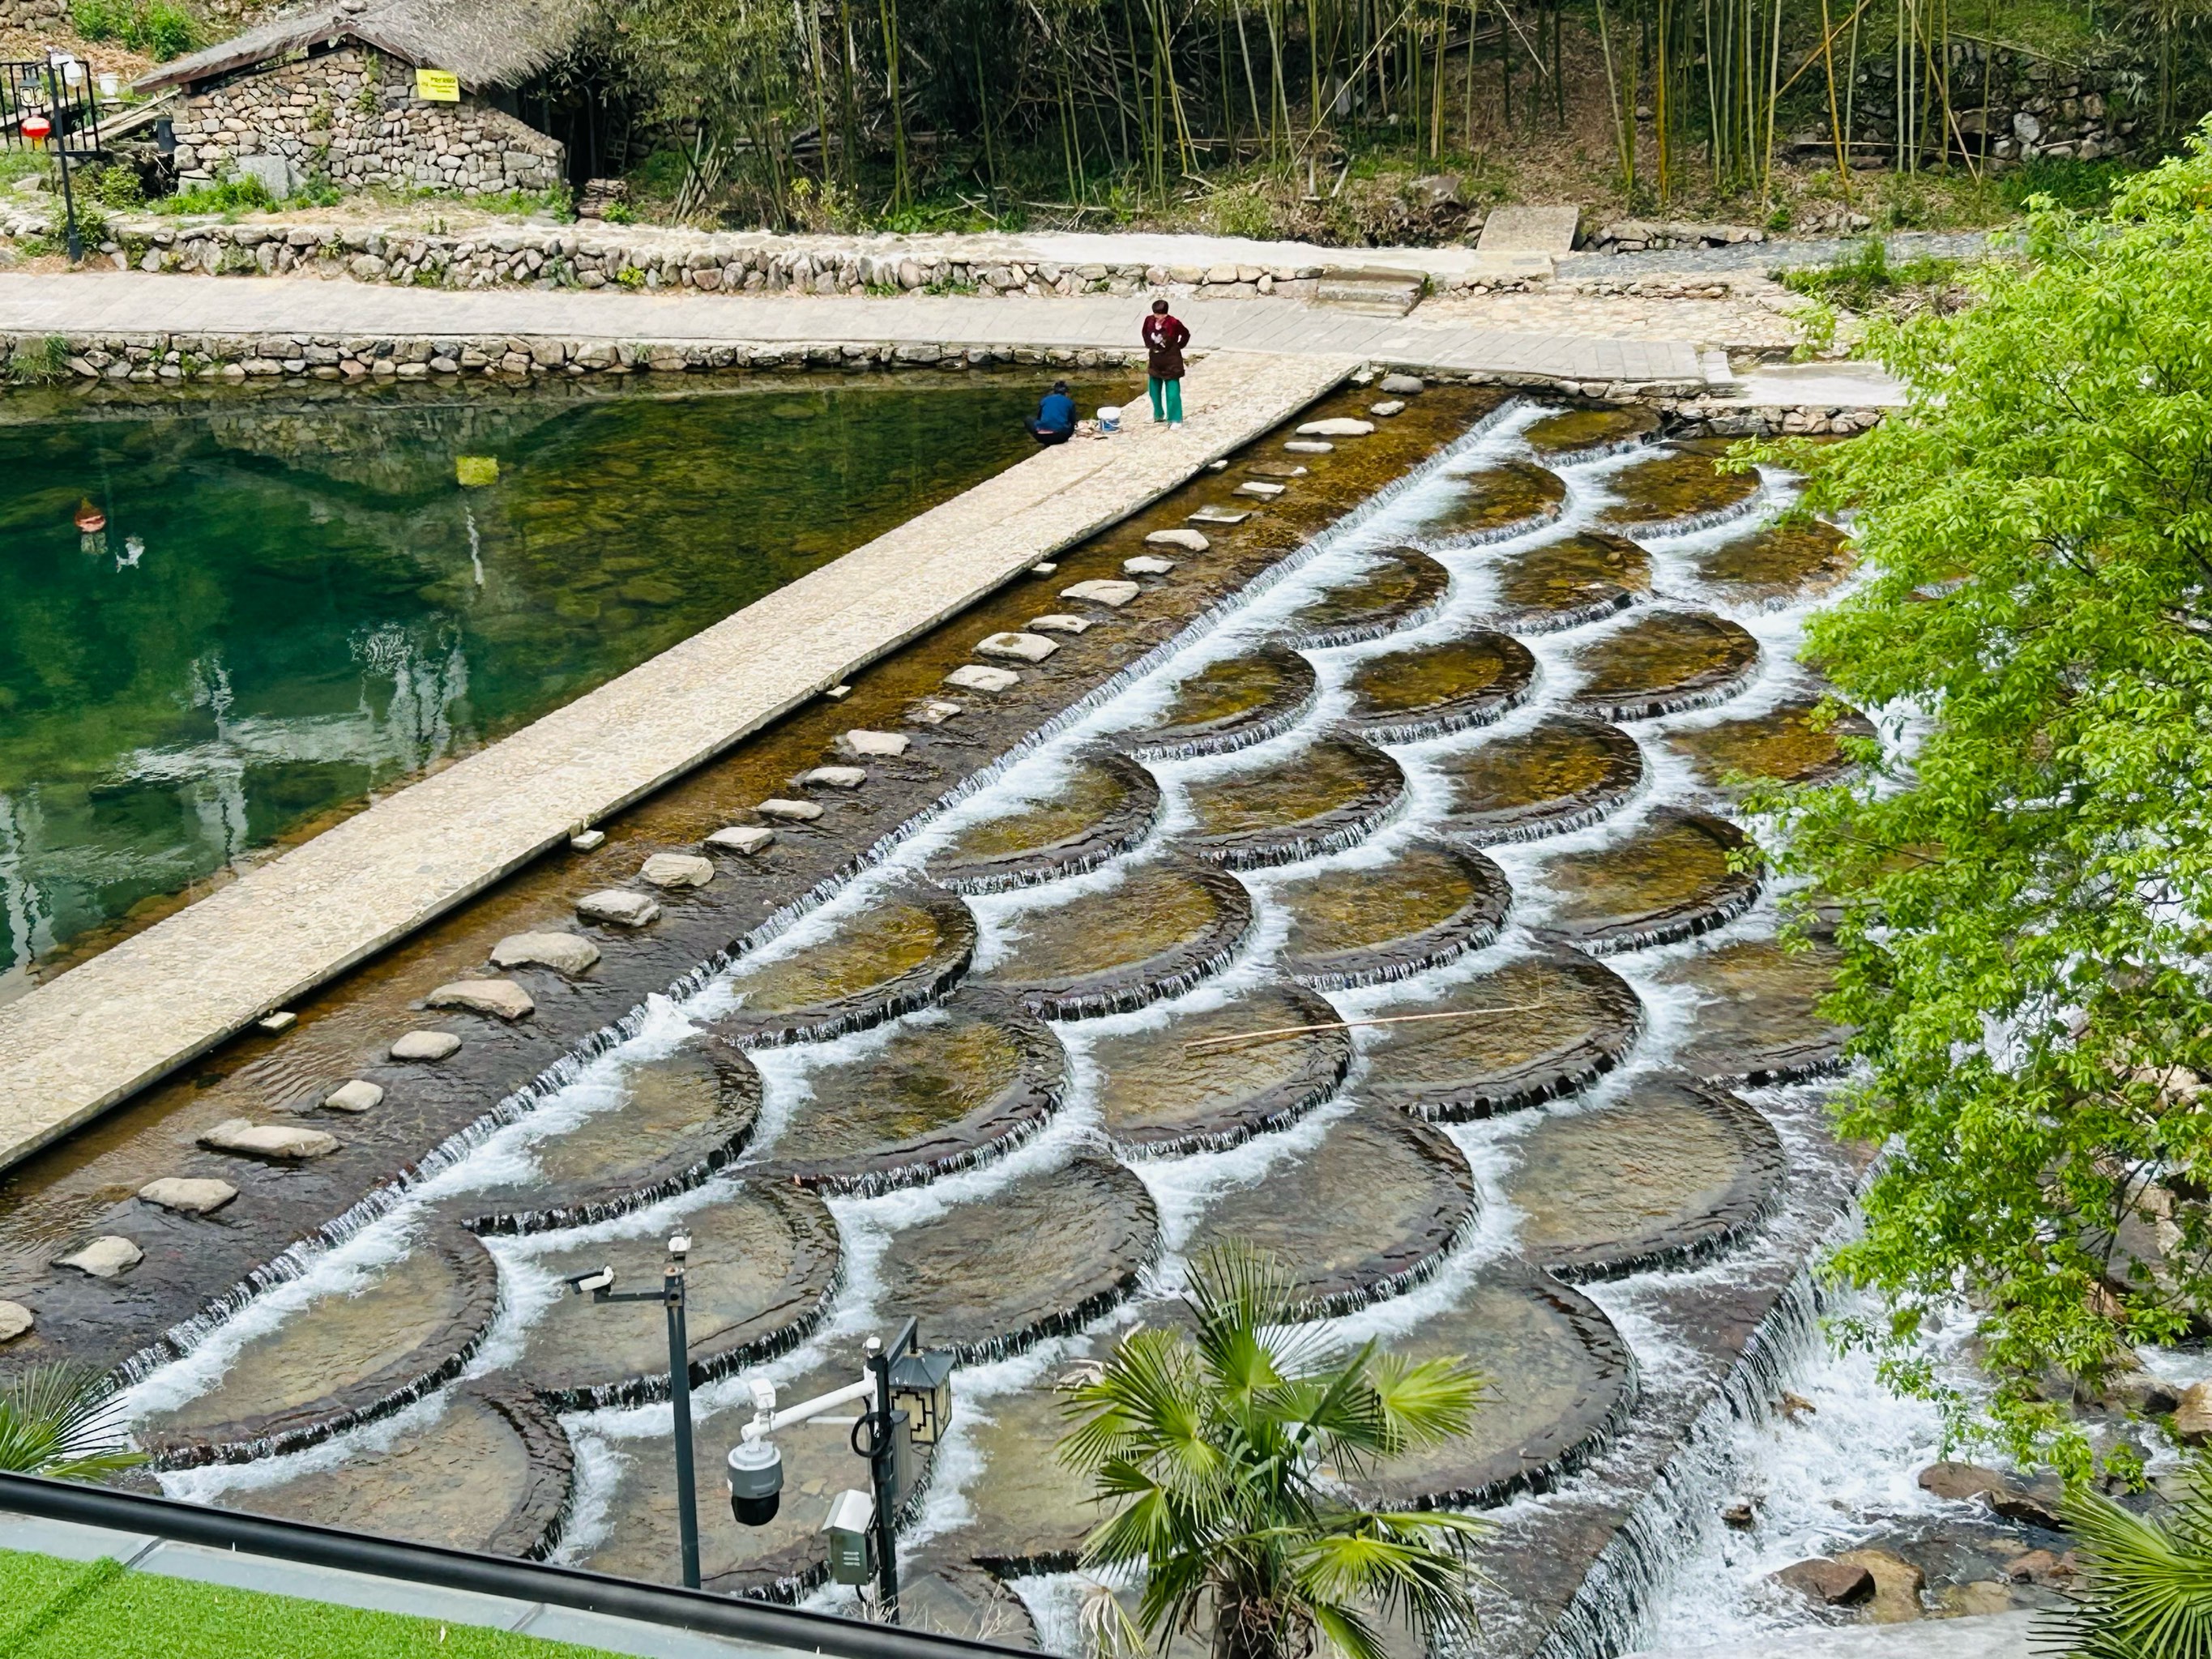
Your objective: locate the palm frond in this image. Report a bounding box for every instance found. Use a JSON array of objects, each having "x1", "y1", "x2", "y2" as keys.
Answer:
[
  {"x1": 2042, "y1": 1467, "x2": 2212, "y2": 1659},
  {"x1": 1365, "y1": 1352, "x2": 1485, "y2": 1448},
  {"x1": 0, "y1": 1365, "x2": 143, "y2": 1479}
]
